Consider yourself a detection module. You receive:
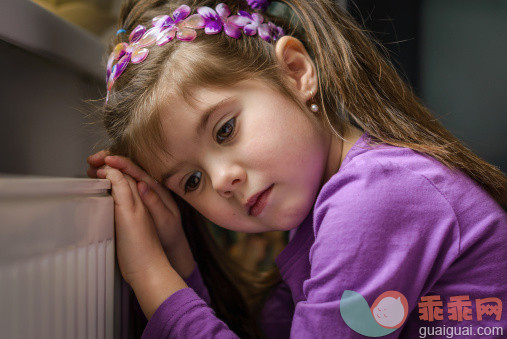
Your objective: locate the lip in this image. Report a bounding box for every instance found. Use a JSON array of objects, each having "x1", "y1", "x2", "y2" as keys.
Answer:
[{"x1": 246, "y1": 184, "x2": 274, "y2": 217}]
